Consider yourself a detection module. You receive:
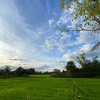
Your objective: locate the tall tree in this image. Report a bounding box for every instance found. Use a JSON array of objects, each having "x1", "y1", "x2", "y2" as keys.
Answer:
[
  {"x1": 29, "y1": 68, "x2": 35, "y2": 74},
  {"x1": 14, "y1": 67, "x2": 25, "y2": 77},
  {"x1": 76, "y1": 52, "x2": 88, "y2": 68},
  {"x1": 3, "y1": 66, "x2": 11, "y2": 78},
  {"x1": 77, "y1": 53, "x2": 100, "y2": 77},
  {"x1": 65, "y1": 61, "x2": 76, "y2": 76},
  {"x1": 60, "y1": 0, "x2": 100, "y2": 50}
]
